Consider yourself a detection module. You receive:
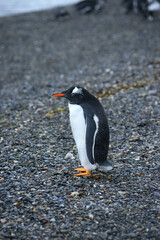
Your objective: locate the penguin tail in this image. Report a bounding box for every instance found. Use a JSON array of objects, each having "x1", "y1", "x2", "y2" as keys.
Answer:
[{"x1": 98, "y1": 161, "x2": 113, "y2": 173}]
